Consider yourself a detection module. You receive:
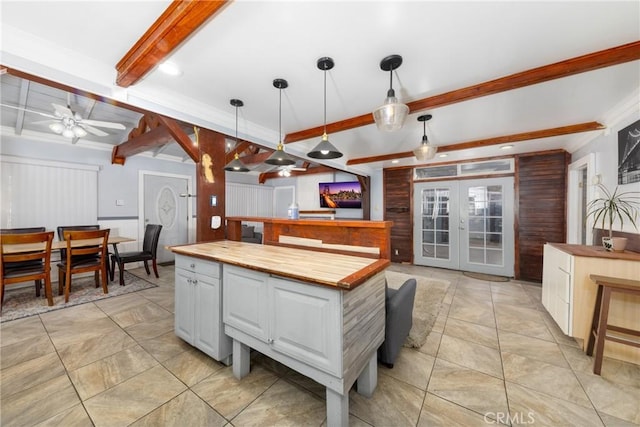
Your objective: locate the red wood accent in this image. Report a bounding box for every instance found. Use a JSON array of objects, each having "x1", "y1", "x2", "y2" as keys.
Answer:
[
  {"x1": 285, "y1": 41, "x2": 638, "y2": 144},
  {"x1": 258, "y1": 165, "x2": 337, "y2": 184},
  {"x1": 337, "y1": 259, "x2": 391, "y2": 289},
  {"x1": 383, "y1": 168, "x2": 413, "y2": 263},
  {"x1": 226, "y1": 217, "x2": 393, "y2": 259},
  {"x1": 116, "y1": 1, "x2": 230, "y2": 87},
  {"x1": 157, "y1": 115, "x2": 199, "y2": 162},
  {"x1": 515, "y1": 151, "x2": 570, "y2": 282},
  {"x1": 196, "y1": 129, "x2": 226, "y2": 242},
  {"x1": 347, "y1": 121, "x2": 604, "y2": 165}
]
